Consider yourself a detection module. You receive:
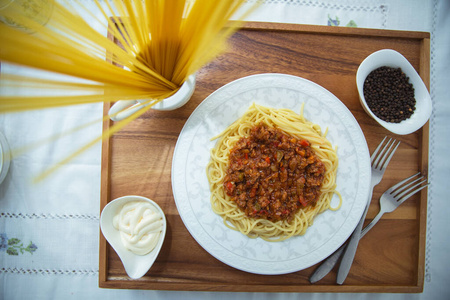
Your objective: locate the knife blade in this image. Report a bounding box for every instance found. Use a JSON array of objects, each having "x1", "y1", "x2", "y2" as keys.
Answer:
[{"x1": 336, "y1": 199, "x2": 371, "y2": 284}]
